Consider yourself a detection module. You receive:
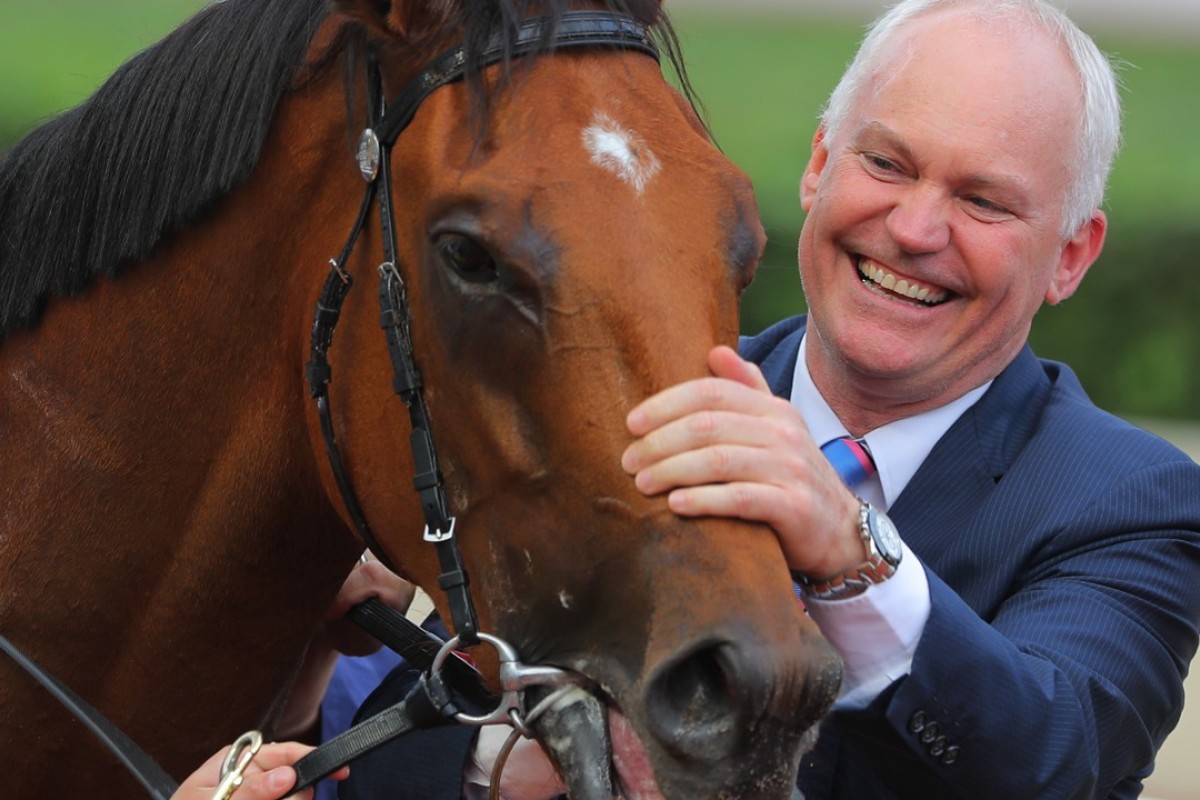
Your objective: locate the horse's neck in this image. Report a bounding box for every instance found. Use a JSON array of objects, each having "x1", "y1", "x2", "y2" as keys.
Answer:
[
  {"x1": 0, "y1": 90, "x2": 359, "y2": 557},
  {"x1": 0, "y1": 55, "x2": 366, "y2": 770}
]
